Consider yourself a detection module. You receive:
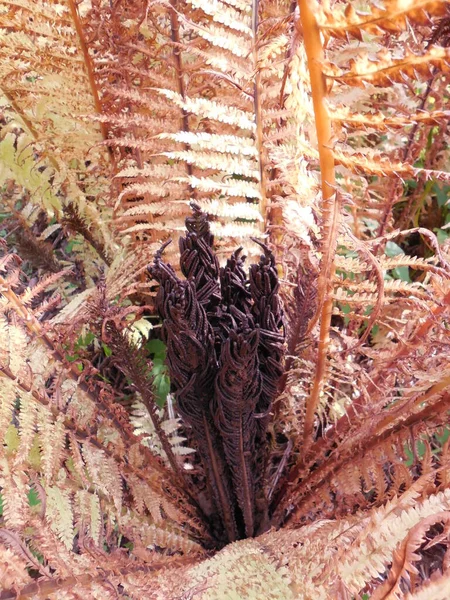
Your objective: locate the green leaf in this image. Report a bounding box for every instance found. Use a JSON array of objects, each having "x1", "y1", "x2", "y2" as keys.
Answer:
[
  {"x1": 385, "y1": 241, "x2": 410, "y2": 282},
  {"x1": 433, "y1": 182, "x2": 450, "y2": 208},
  {"x1": 75, "y1": 331, "x2": 95, "y2": 349},
  {"x1": 146, "y1": 339, "x2": 167, "y2": 359},
  {"x1": 404, "y1": 445, "x2": 414, "y2": 467},
  {"x1": 436, "y1": 427, "x2": 450, "y2": 445},
  {"x1": 151, "y1": 359, "x2": 165, "y2": 375},
  {"x1": 154, "y1": 374, "x2": 170, "y2": 408},
  {"x1": 391, "y1": 266, "x2": 410, "y2": 283},
  {"x1": 436, "y1": 228, "x2": 450, "y2": 244},
  {"x1": 102, "y1": 343, "x2": 112, "y2": 357},
  {"x1": 28, "y1": 487, "x2": 41, "y2": 507},
  {"x1": 384, "y1": 241, "x2": 404, "y2": 257}
]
